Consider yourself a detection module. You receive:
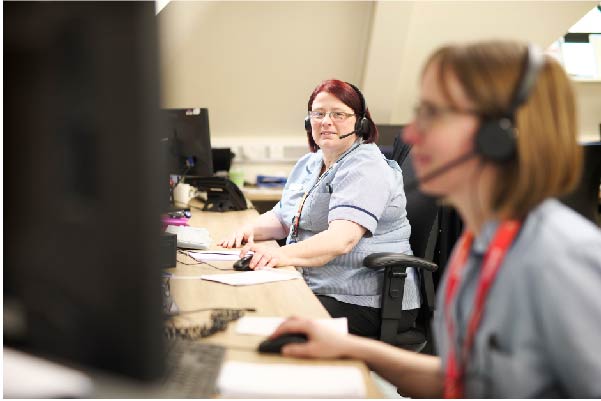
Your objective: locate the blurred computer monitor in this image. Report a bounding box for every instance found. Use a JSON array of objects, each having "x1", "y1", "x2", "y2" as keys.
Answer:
[
  {"x1": 560, "y1": 142, "x2": 601, "y2": 225},
  {"x1": 376, "y1": 124, "x2": 405, "y2": 159},
  {"x1": 162, "y1": 108, "x2": 214, "y2": 178},
  {"x1": 212, "y1": 148, "x2": 234, "y2": 173},
  {"x1": 4, "y1": 2, "x2": 166, "y2": 381}
]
